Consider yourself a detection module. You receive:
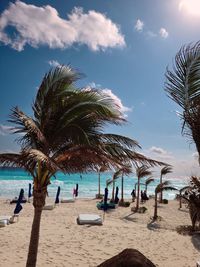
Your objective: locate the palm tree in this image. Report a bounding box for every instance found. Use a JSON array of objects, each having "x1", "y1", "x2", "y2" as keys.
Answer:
[
  {"x1": 95, "y1": 165, "x2": 107, "y2": 199},
  {"x1": 107, "y1": 169, "x2": 122, "y2": 201},
  {"x1": 178, "y1": 186, "x2": 190, "y2": 209},
  {"x1": 135, "y1": 165, "x2": 152, "y2": 211},
  {"x1": 145, "y1": 177, "x2": 154, "y2": 193},
  {"x1": 153, "y1": 181, "x2": 177, "y2": 220},
  {"x1": 165, "y1": 41, "x2": 200, "y2": 163},
  {"x1": 0, "y1": 66, "x2": 144, "y2": 267},
  {"x1": 0, "y1": 66, "x2": 166, "y2": 267},
  {"x1": 159, "y1": 166, "x2": 172, "y2": 203},
  {"x1": 119, "y1": 166, "x2": 132, "y2": 203}
]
